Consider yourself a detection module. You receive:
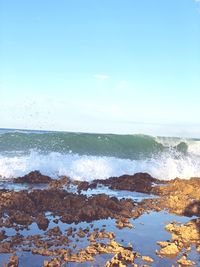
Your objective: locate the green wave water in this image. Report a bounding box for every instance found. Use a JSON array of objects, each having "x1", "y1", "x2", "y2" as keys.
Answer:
[
  {"x1": 0, "y1": 129, "x2": 200, "y2": 180},
  {"x1": 0, "y1": 130, "x2": 190, "y2": 158}
]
